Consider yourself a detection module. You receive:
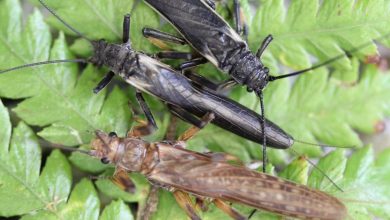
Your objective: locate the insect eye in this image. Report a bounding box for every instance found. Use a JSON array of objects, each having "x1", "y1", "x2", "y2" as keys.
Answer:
[
  {"x1": 108, "y1": 132, "x2": 117, "y2": 137},
  {"x1": 101, "y1": 157, "x2": 110, "y2": 164},
  {"x1": 264, "y1": 67, "x2": 269, "y2": 73}
]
